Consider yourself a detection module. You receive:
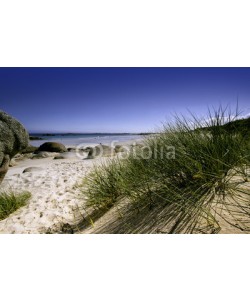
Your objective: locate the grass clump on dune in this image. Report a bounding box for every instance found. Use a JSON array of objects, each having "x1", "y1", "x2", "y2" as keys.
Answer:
[
  {"x1": 0, "y1": 191, "x2": 31, "y2": 220},
  {"x1": 82, "y1": 159, "x2": 126, "y2": 210},
  {"x1": 83, "y1": 106, "x2": 250, "y2": 233}
]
